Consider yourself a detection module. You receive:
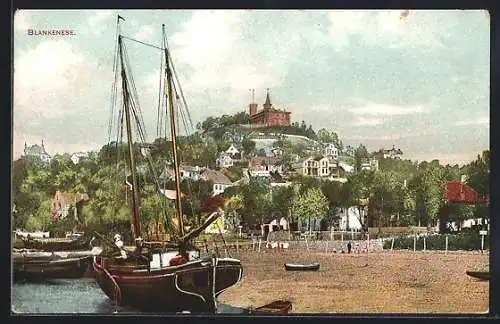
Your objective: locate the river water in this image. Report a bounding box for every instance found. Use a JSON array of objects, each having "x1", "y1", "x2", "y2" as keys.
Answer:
[{"x1": 11, "y1": 278, "x2": 247, "y2": 314}]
